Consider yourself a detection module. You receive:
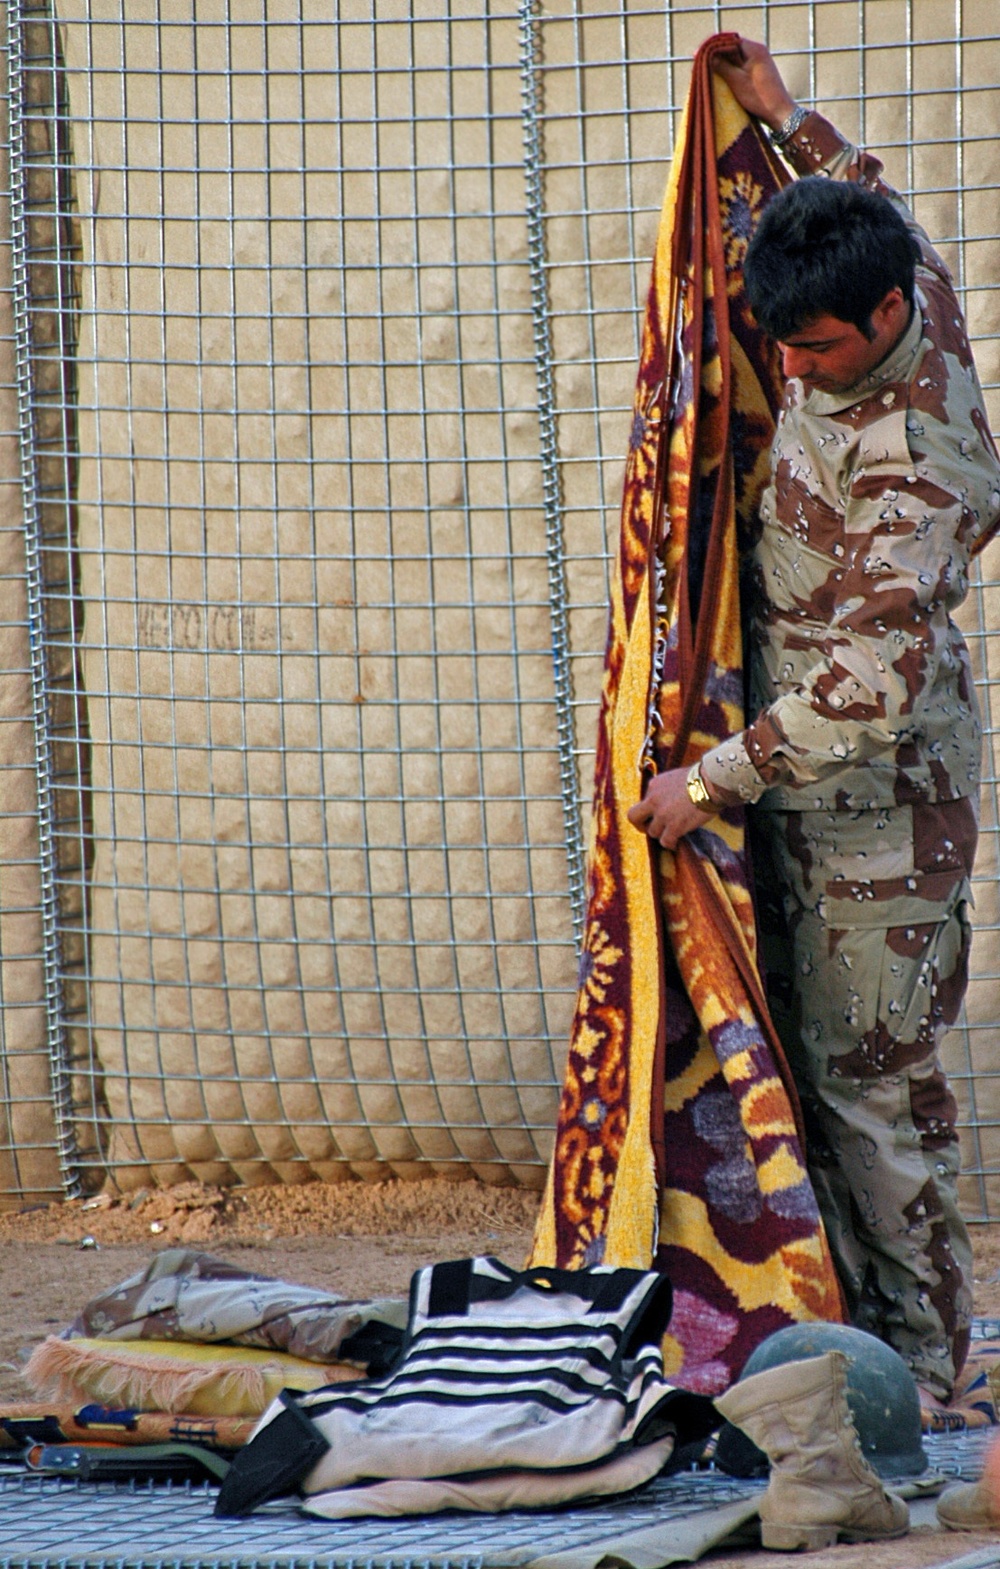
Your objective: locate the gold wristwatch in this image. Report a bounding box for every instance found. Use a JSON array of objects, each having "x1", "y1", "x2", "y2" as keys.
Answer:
[{"x1": 685, "y1": 760, "x2": 713, "y2": 811}]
